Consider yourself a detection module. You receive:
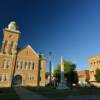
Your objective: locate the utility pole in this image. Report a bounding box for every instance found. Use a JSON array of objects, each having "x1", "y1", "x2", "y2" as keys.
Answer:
[{"x1": 37, "y1": 53, "x2": 42, "y2": 87}]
